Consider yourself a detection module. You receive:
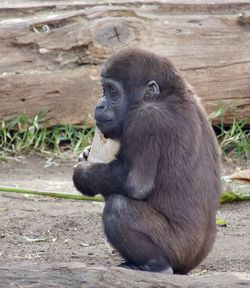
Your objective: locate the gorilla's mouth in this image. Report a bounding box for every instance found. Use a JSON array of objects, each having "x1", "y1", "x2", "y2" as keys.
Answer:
[{"x1": 96, "y1": 119, "x2": 113, "y2": 125}]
